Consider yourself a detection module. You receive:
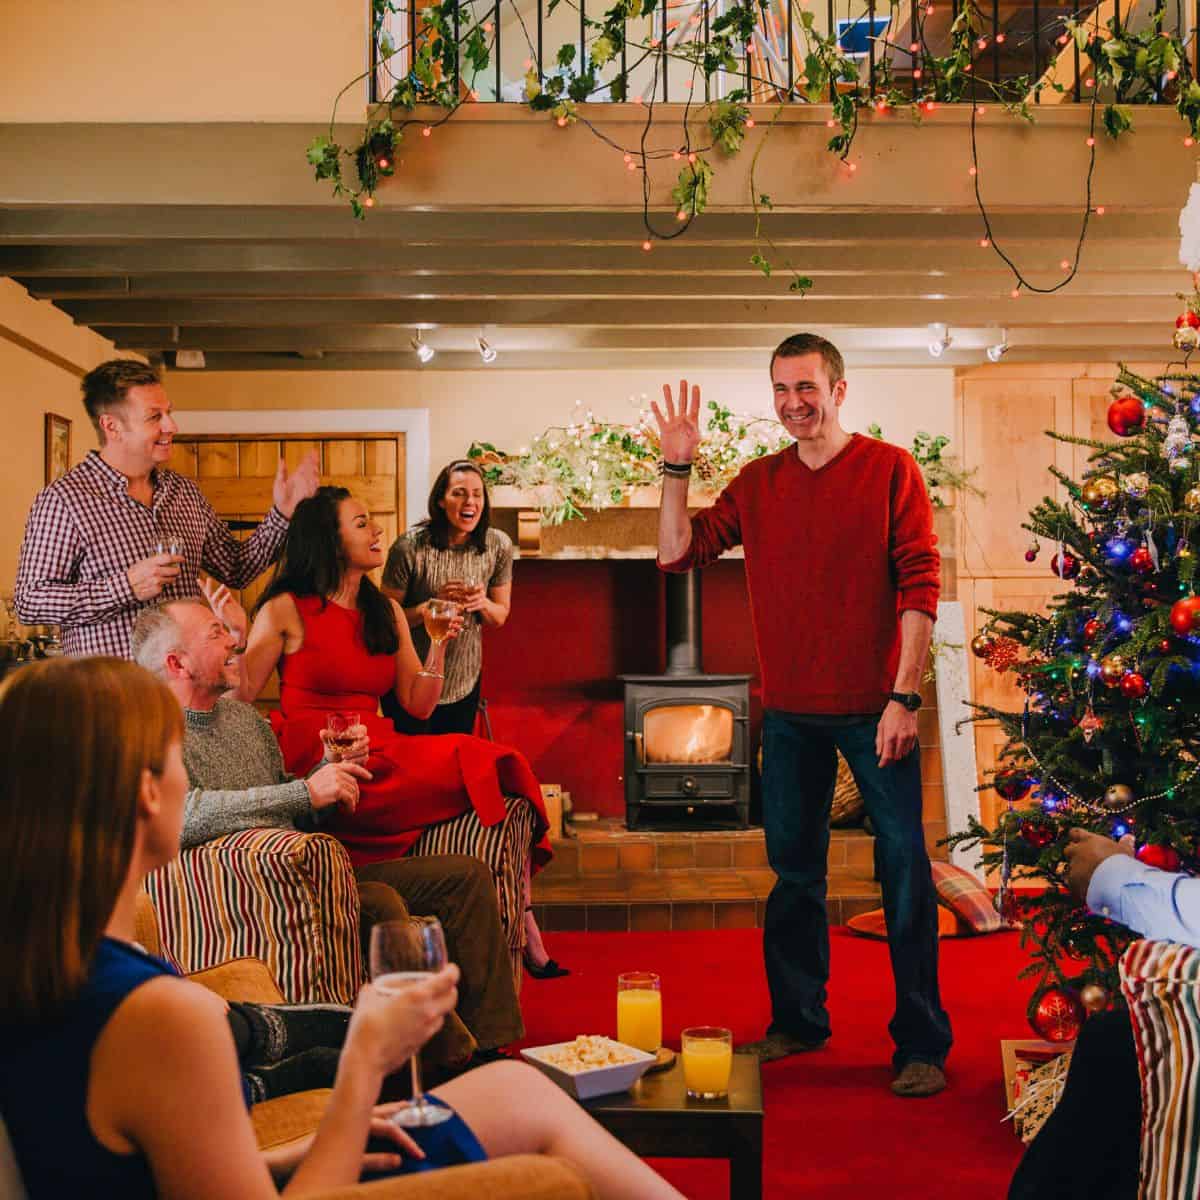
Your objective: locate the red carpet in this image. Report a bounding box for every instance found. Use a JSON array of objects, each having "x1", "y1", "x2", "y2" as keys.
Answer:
[{"x1": 519, "y1": 927, "x2": 1033, "y2": 1199}]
